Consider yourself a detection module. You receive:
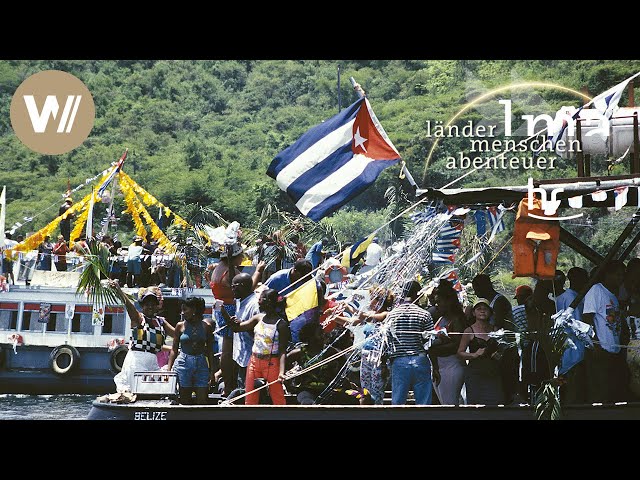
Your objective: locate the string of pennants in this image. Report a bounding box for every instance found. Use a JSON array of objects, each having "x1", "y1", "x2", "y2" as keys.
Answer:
[
  {"x1": 408, "y1": 184, "x2": 637, "y2": 275},
  {"x1": 415, "y1": 202, "x2": 508, "y2": 268}
]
